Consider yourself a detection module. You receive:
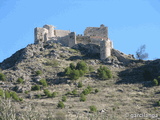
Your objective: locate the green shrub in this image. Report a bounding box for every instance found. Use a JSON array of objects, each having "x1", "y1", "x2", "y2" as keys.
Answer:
[
  {"x1": 82, "y1": 88, "x2": 90, "y2": 95},
  {"x1": 69, "y1": 70, "x2": 80, "y2": 80},
  {"x1": 25, "y1": 91, "x2": 29, "y2": 94},
  {"x1": 79, "y1": 70, "x2": 84, "y2": 77},
  {"x1": 39, "y1": 79, "x2": 48, "y2": 87},
  {"x1": 77, "y1": 82, "x2": 83, "y2": 88},
  {"x1": 87, "y1": 86, "x2": 92, "y2": 92},
  {"x1": 76, "y1": 61, "x2": 87, "y2": 73},
  {"x1": 31, "y1": 85, "x2": 40, "y2": 91},
  {"x1": 44, "y1": 89, "x2": 50, "y2": 96},
  {"x1": 62, "y1": 96, "x2": 67, "y2": 102},
  {"x1": 97, "y1": 66, "x2": 112, "y2": 80},
  {"x1": 57, "y1": 101, "x2": 65, "y2": 109},
  {"x1": 35, "y1": 70, "x2": 42, "y2": 76},
  {"x1": 64, "y1": 67, "x2": 72, "y2": 76},
  {"x1": 17, "y1": 78, "x2": 24, "y2": 84},
  {"x1": 0, "y1": 89, "x2": 4, "y2": 97},
  {"x1": 70, "y1": 63, "x2": 76, "y2": 70},
  {"x1": 37, "y1": 94, "x2": 41, "y2": 99},
  {"x1": 89, "y1": 105, "x2": 97, "y2": 112},
  {"x1": 52, "y1": 92, "x2": 57, "y2": 98},
  {"x1": 80, "y1": 94, "x2": 86, "y2": 102},
  {"x1": 153, "y1": 79, "x2": 159, "y2": 86},
  {"x1": 10, "y1": 92, "x2": 19, "y2": 101},
  {"x1": 0, "y1": 73, "x2": 6, "y2": 81},
  {"x1": 72, "y1": 89, "x2": 77, "y2": 95},
  {"x1": 5, "y1": 91, "x2": 11, "y2": 99},
  {"x1": 89, "y1": 66, "x2": 94, "y2": 72},
  {"x1": 95, "y1": 89, "x2": 99, "y2": 93},
  {"x1": 19, "y1": 98, "x2": 23, "y2": 101}
]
